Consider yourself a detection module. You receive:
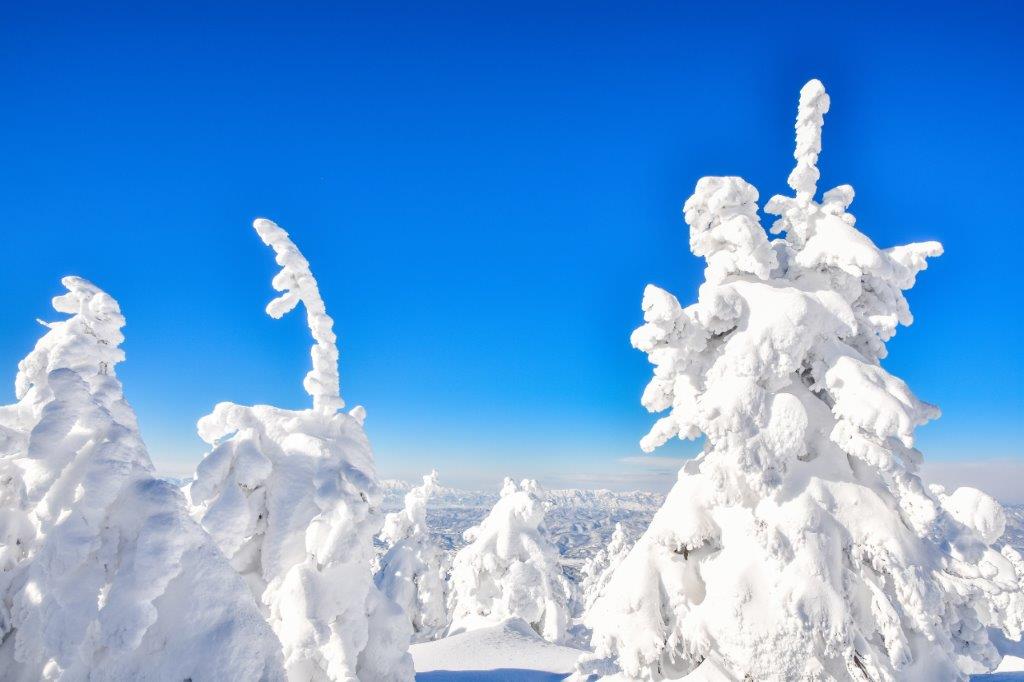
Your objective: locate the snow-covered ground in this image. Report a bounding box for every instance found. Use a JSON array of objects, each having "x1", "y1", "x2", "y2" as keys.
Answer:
[
  {"x1": 407, "y1": 619, "x2": 1024, "y2": 682},
  {"x1": 411, "y1": 618, "x2": 583, "y2": 681},
  {"x1": 975, "y1": 656, "x2": 1024, "y2": 681}
]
